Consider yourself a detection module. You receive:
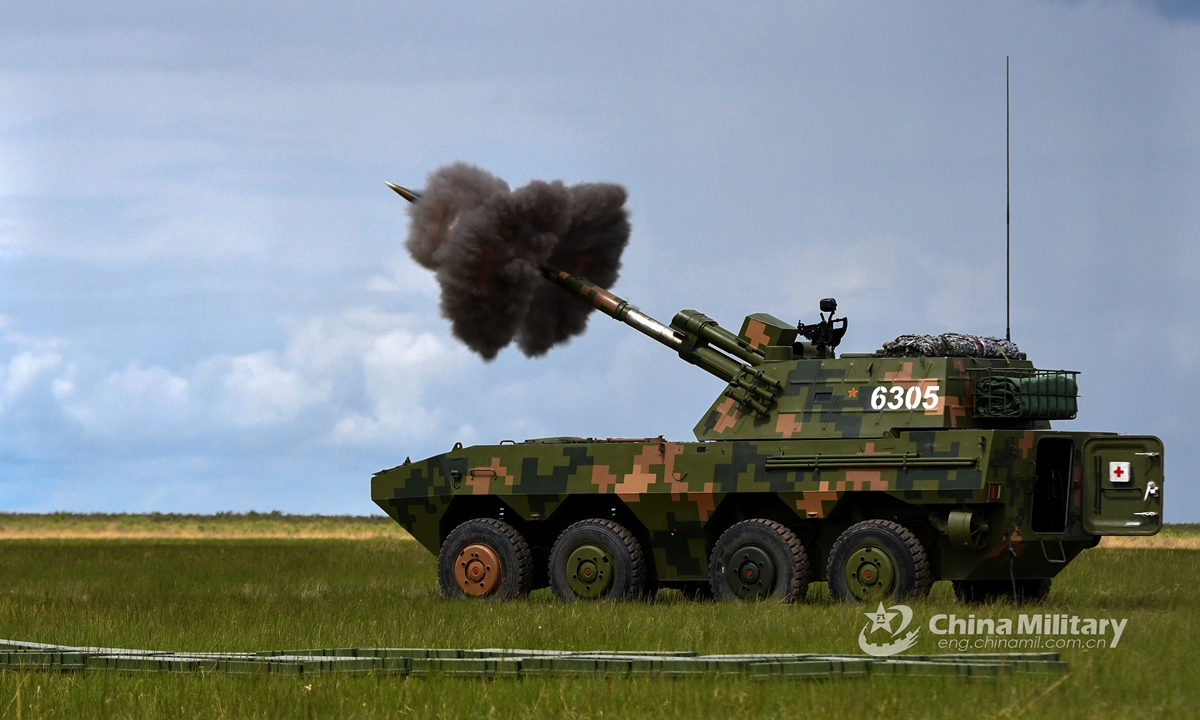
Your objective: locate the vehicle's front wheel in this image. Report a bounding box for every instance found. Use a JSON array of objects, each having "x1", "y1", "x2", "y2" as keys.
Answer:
[
  {"x1": 548, "y1": 519, "x2": 647, "y2": 601},
  {"x1": 709, "y1": 519, "x2": 810, "y2": 602},
  {"x1": 437, "y1": 518, "x2": 533, "y2": 600},
  {"x1": 827, "y1": 520, "x2": 931, "y2": 603}
]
